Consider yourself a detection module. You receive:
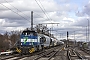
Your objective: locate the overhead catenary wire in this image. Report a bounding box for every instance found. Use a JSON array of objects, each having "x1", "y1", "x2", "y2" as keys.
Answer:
[
  {"x1": 35, "y1": 0, "x2": 59, "y2": 31},
  {"x1": 4, "y1": 0, "x2": 53, "y2": 22},
  {"x1": 1, "y1": 0, "x2": 55, "y2": 27},
  {"x1": 0, "y1": 3, "x2": 30, "y2": 22},
  {"x1": 35, "y1": 0, "x2": 50, "y2": 21},
  {"x1": 34, "y1": 12, "x2": 52, "y2": 22},
  {"x1": 38, "y1": 0, "x2": 53, "y2": 22},
  {"x1": 1, "y1": 0, "x2": 59, "y2": 31},
  {"x1": 38, "y1": 0, "x2": 60, "y2": 32},
  {"x1": 34, "y1": 12, "x2": 45, "y2": 19},
  {"x1": 3, "y1": 0, "x2": 54, "y2": 23},
  {"x1": 3, "y1": 0, "x2": 51, "y2": 23},
  {"x1": 3, "y1": 0, "x2": 49, "y2": 23},
  {"x1": 3, "y1": 0, "x2": 30, "y2": 19}
]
